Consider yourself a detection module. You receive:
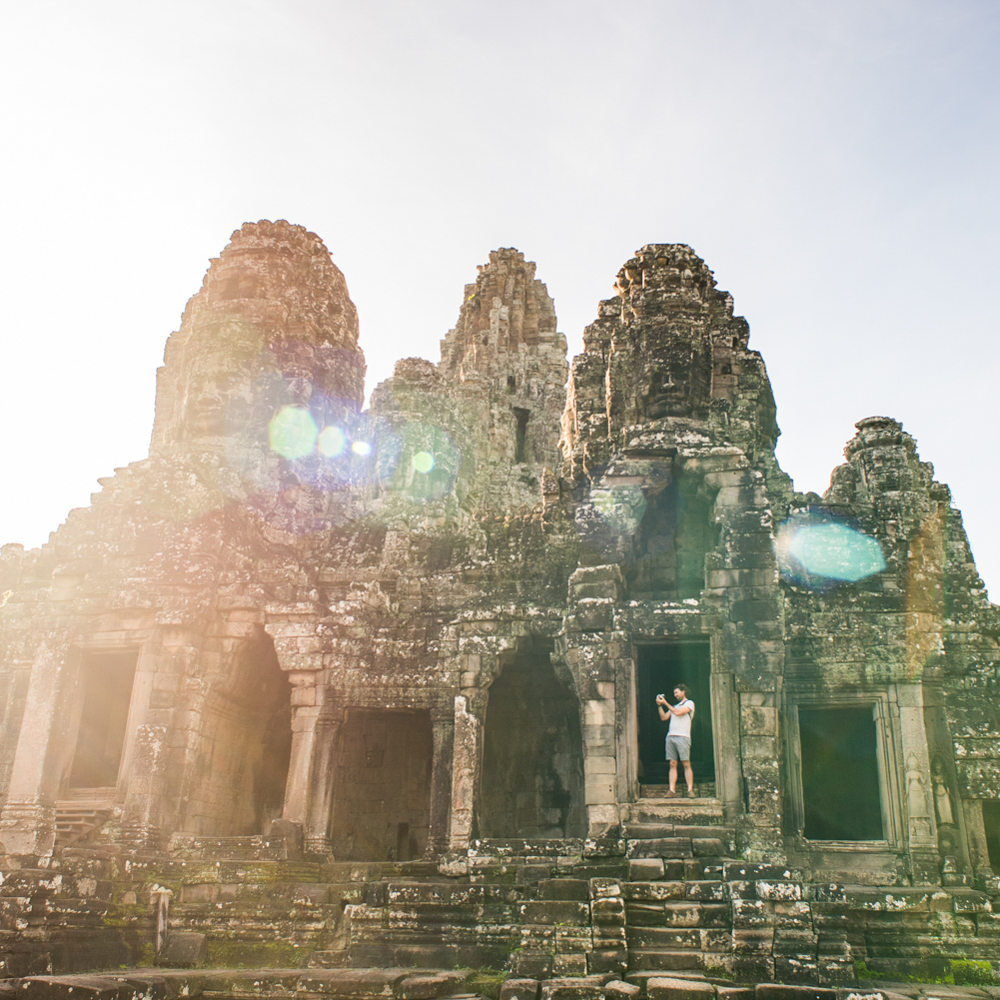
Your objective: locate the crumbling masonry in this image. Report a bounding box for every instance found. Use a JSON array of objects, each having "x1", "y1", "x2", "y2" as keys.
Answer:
[{"x1": 2, "y1": 221, "x2": 1000, "y2": 981}]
